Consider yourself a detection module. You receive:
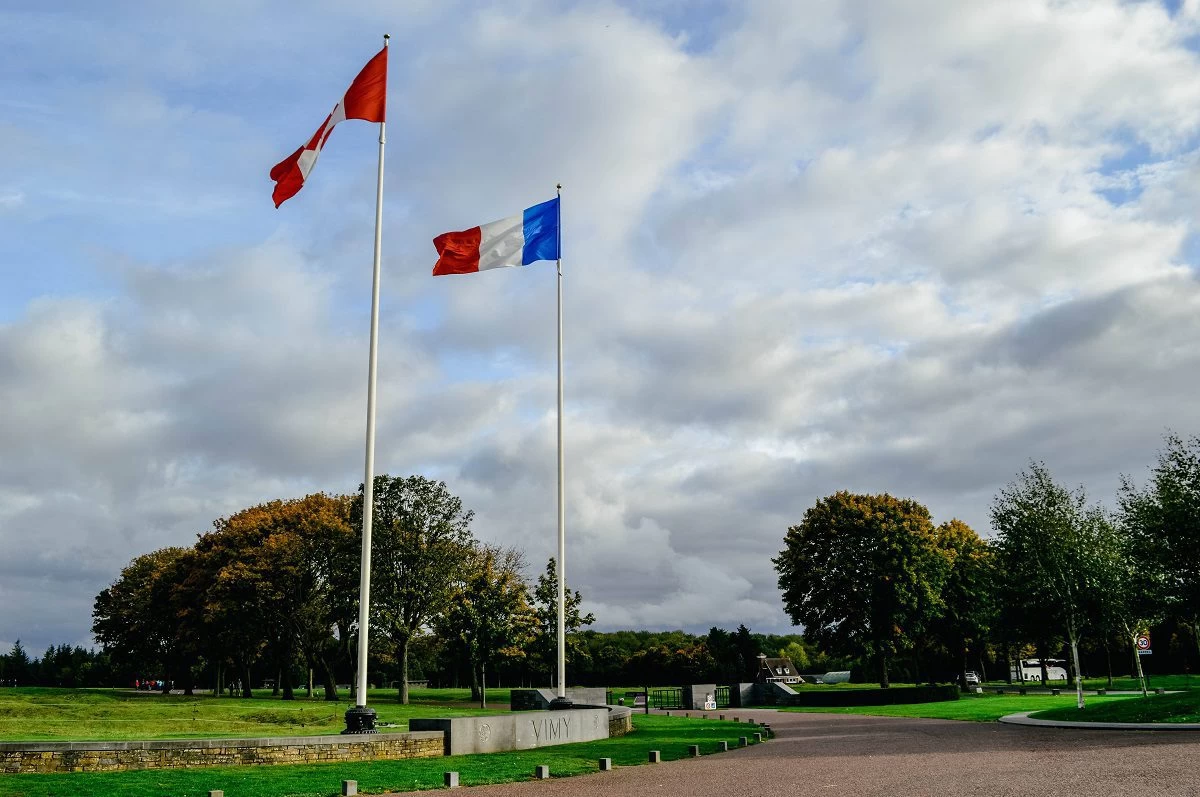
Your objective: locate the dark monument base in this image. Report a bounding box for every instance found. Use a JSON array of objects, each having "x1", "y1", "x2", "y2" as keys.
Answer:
[
  {"x1": 548, "y1": 696, "x2": 575, "y2": 710},
  {"x1": 342, "y1": 705, "x2": 378, "y2": 734}
]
